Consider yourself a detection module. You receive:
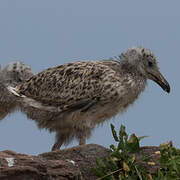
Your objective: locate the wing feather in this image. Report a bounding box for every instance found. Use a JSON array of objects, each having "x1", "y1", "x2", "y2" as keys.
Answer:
[{"x1": 17, "y1": 61, "x2": 121, "y2": 110}]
